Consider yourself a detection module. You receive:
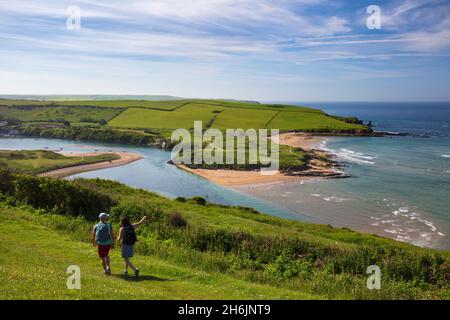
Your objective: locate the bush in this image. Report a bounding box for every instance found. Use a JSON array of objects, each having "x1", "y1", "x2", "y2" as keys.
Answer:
[
  {"x1": 0, "y1": 169, "x2": 14, "y2": 194},
  {"x1": 191, "y1": 196, "x2": 206, "y2": 206},
  {"x1": 168, "y1": 212, "x2": 188, "y2": 228},
  {"x1": 267, "y1": 250, "x2": 314, "y2": 282},
  {"x1": 2, "y1": 173, "x2": 116, "y2": 219}
]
